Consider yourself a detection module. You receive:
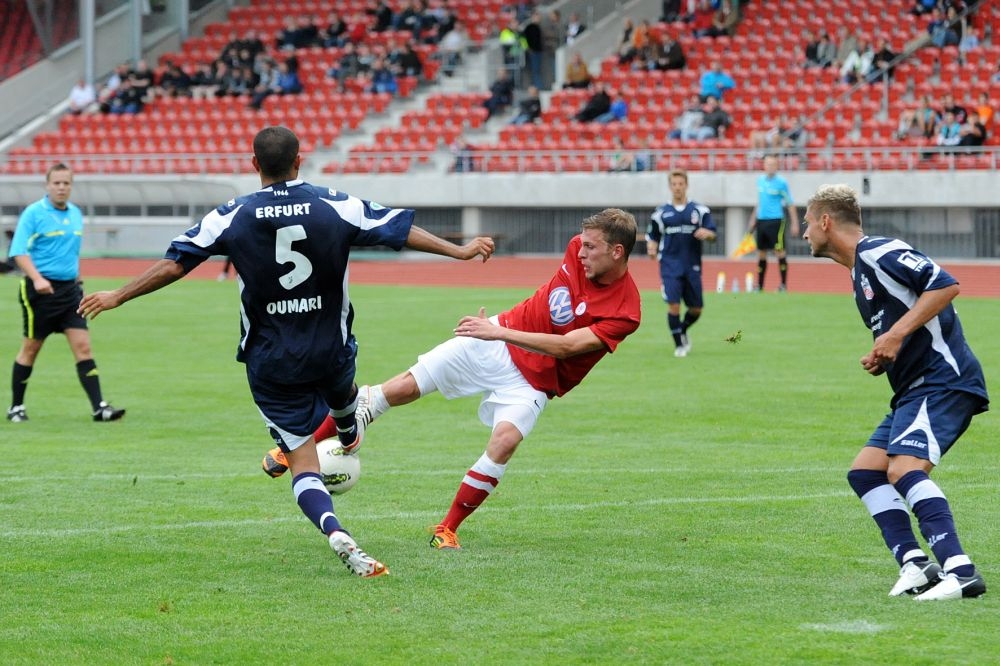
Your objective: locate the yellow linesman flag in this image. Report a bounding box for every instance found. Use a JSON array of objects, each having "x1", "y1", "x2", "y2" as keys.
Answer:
[{"x1": 730, "y1": 233, "x2": 757, "y2": 259}]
